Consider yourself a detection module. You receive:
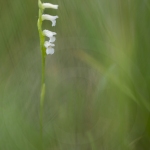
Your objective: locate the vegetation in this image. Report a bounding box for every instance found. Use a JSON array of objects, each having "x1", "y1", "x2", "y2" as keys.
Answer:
[{"x1": 0, "y1": 0, "x2": 150, "y2": 149}]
